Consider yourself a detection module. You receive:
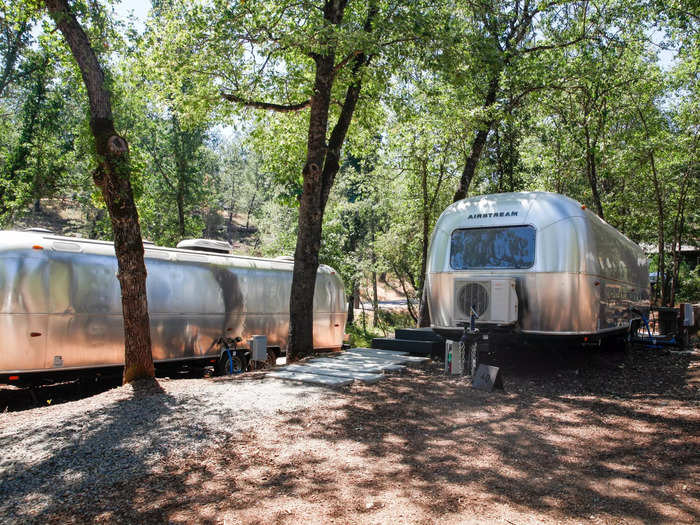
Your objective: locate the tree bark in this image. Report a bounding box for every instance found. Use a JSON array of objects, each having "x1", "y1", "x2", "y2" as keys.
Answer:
[
  {"x1": 46, "y1": 0, "x2": 154, "y2": 383},
  {"x1": 636, "y1": 107, "x2": 666, "y2": 305},
  {"x1": 584, "y1": 127, "x2": 605, "y2": 219},
  {"x1": 453, "y1": 76, "x2": 499, "y2": 202},
  {"x1": 287, "y1": 0, "x2": 374, "y2": 361},
  {"x1": 347, "y1": 278, "x2": 355, "y2": 326},
  {"x1": 649, "y1": 150, "x2": 665, "y2": 305},
  {"x1": 418, "y1": 156, "x2": 431, "y2": 327},
  {"x1": 418, "y1": 287, "x2": 430, "y2": 327},
  {"x1": 372, "y1": 270, "x2": 379, "y2": 326},
  {"x1": 0, "y1": 20, "x2": 28, "y2": 98},
  {"x1": 397, "y1": 271, "x2": 417, "y2": 323},
  {"x1": 176, "y1": 183, "x2": 185, "y2": 237},
  {"x1": 669, "y1": 164, "x2": 692, "y2": 306},
  {"x1": 287, "y1": 48, "x2": 337, "y2": 361}
]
